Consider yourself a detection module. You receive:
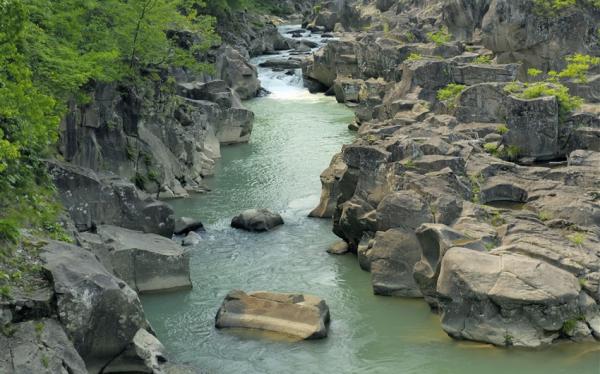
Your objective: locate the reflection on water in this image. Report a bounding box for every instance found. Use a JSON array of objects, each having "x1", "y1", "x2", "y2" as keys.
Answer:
[{"x1": 141, "y1": 26, "x2": 600, "y2": 374}]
